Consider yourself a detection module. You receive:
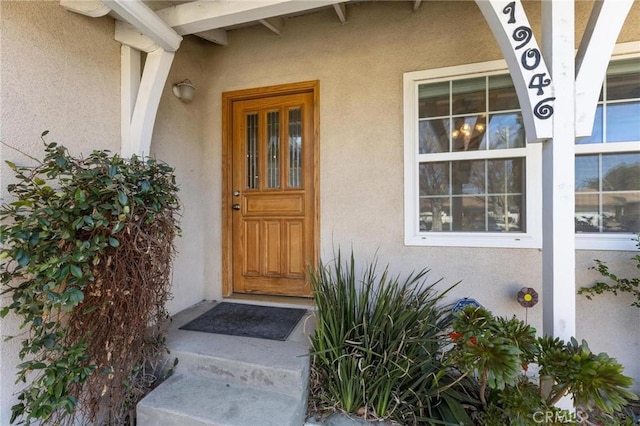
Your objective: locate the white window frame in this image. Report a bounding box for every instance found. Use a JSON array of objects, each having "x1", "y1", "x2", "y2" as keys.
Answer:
[
  {"x1": 404, "y1": 47, "x2": 640, "y2": 251},
  {"x1": 403, "y1": 60, "x2": 543, "y2": 249},
  {"x1": 575, "y1": 44, "x2": 640, "y2": 251}
]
